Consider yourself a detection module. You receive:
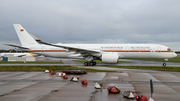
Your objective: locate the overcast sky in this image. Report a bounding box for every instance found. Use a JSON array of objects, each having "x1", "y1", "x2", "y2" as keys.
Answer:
[{"x1": 0, "y1": 0, "x2": 180, "y2": 51}]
